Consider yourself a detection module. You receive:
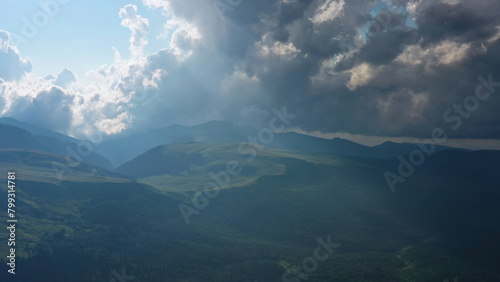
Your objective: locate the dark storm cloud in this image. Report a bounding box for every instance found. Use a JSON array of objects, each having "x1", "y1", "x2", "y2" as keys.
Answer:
[
  {"x1": 416, "y1": 3, "x2": 498, "y2": 45},
  {"x1": 2, "y1": 0, "x2": 500, "y2": 140},
  {"x1": 129, "y1": 0, "x2": 500, "y2": 139}
]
